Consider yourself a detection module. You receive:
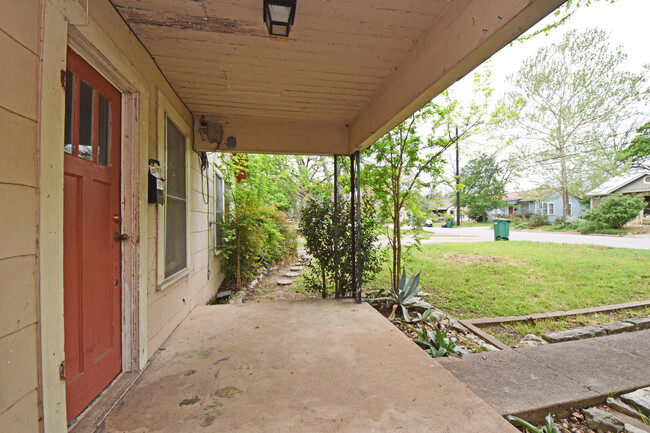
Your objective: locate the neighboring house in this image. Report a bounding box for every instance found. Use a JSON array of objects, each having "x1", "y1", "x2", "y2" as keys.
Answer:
[
  {"x1": 433, "y1": 197, "x2": 468, "y2": 221},
  {"x1": 0, "y1": 1, "x2": 564, "y2": 431},
  {"x1": 586, "y1": 170, "x2": 650, "y2": 221},
  {"x1": 492, "y1": 190, "x2": 586, "y2": 222}
]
